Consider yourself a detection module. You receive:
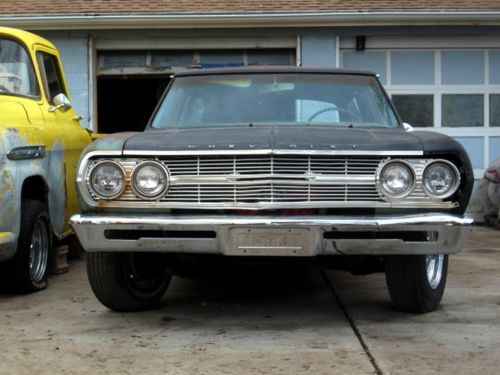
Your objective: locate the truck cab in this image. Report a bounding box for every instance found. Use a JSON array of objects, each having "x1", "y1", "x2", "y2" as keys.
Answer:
[{"x1": 0, "y1": 27, "x2": 92, "y2": 293}]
